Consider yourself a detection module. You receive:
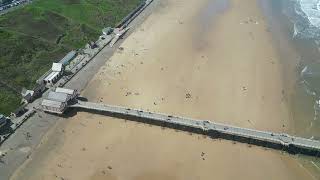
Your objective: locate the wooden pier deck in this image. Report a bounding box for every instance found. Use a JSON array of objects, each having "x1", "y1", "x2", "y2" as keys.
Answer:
[{"x1": 70, "y1": 100, "x2": 320, "y2": 157}]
